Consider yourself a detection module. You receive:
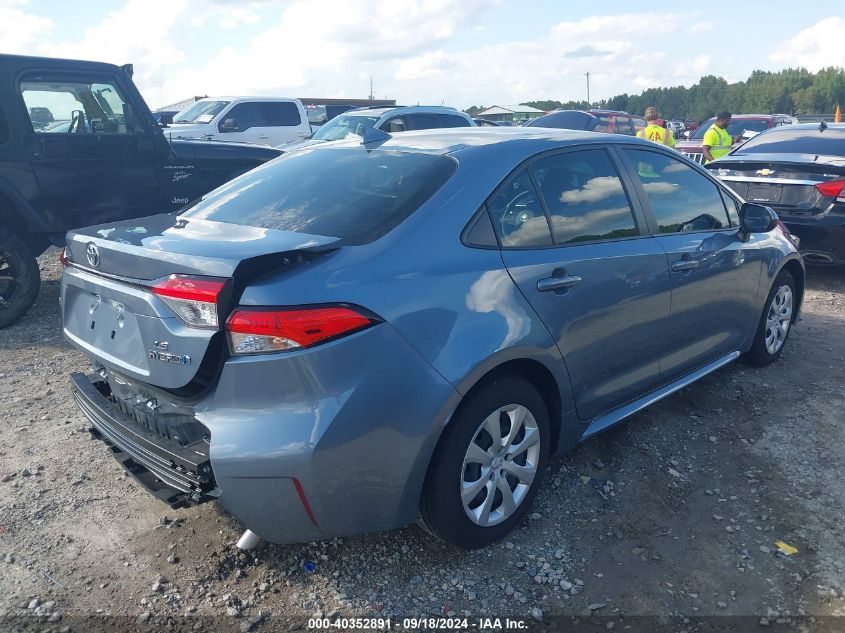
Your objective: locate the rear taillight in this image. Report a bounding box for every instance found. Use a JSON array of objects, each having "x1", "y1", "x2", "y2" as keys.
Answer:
[
  {"x1": 815, "y1": 179, "x2": 845, "y2": 199},
  {"x1": 59, "y1": 247, "x2": 68, "y2": 268},
  {"x1": 152, "y1": 276, "x2": 226, "y2": 329},
  {"x1": 226, "y1": 306, "x2": 377, "y2": 355}
]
